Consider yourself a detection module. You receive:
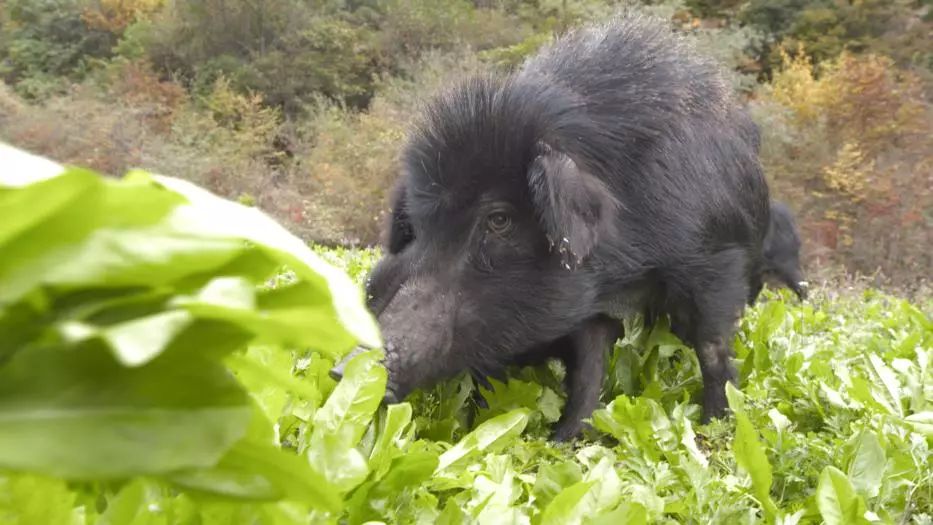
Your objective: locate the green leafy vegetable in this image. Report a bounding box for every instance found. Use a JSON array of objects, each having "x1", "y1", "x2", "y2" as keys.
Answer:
[
  {"x1": 817, "y1": 466, "x2": 871, "y2": 525},
  {"x1": 2, "y1": 144, "x2": 931, "y2": 524}
]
